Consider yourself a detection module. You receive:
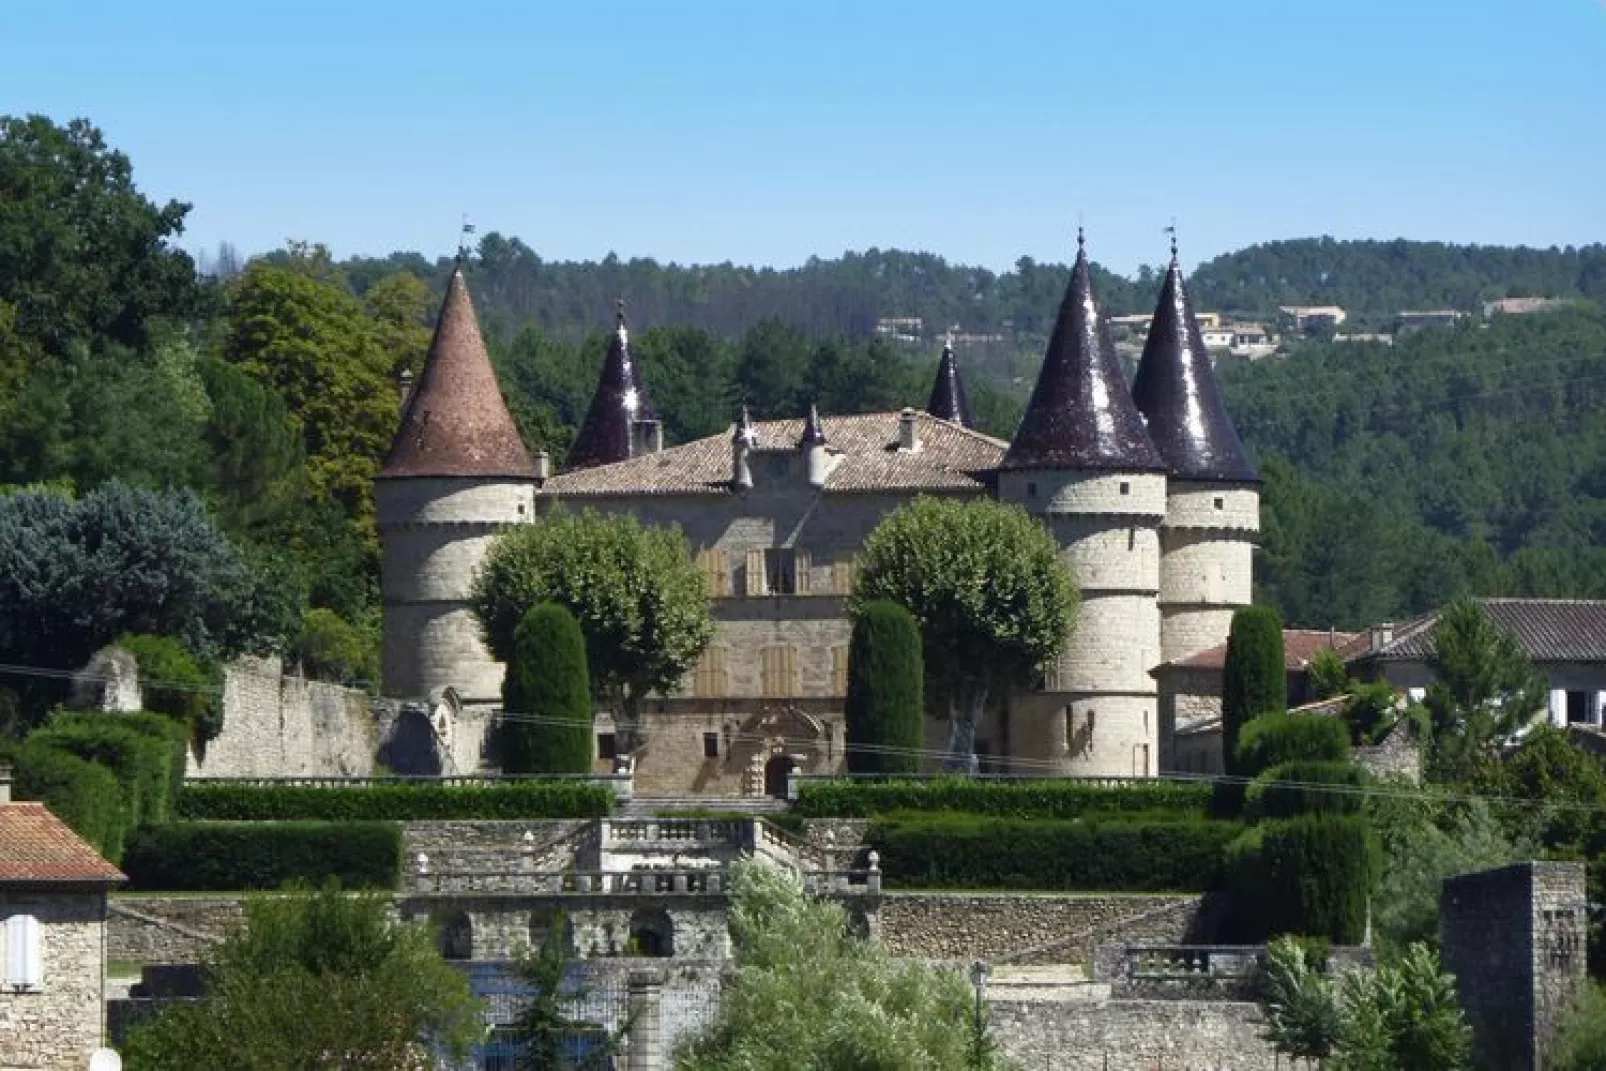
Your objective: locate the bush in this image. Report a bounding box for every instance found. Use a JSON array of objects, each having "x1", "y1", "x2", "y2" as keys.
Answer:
[
  {"x1": 290, "y1": 608, "x2": 379, "y2": 687},
  {"x1": 868, "y1": 814, "x2": 1241, "y2": 891},
  {"x1": 122, "y1": 822, "x2": 401, "y2": 891},
  {"x1": 502, "y1": 603, "x2": 593, "y2": 775},
  {"x1": 1246, "y1": 761, "x2": 1369, "y2": 820},
  {"x1": 50, "y1": 709, "x2": 189, "y2": 816},
  {"x1": 12, "y1": 738, "x2": 127, "y2": 859},
  {"x1": 116, "y1": 633, "x2": 224, "y2": 742},
  {"x1": 794, "y1": 777, "x2": 1211, "y2": 819},
  {"x1": 1222, "y1": 607, "x2": 1286, "y2": 773},
  {"x1": 1343, "y1": 681, "x2": 1399, "y2": 745},
  {"x1": 1237, "y1": 713, "x2": 1351, "y2": 778},
  {"x1": 175, "y1": 779, "x2": 615, "y2": 821},
  {"x1": 845, "y1": 601, "x2": 924, "y2": 775},
  {"x1": 1228, "y1": 814, "x2": 1377, "y2": 943},
  {"x1": 28, "y1": 715, "x2": 179, "y2": 828}
]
